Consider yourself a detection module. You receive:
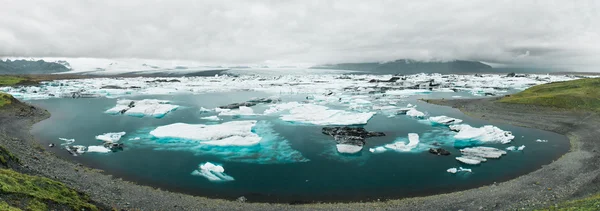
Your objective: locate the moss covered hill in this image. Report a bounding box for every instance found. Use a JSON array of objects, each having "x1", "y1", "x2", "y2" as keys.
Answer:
[
  {"x1": 0, "y1": 93, "x2": 105, "y2": 211},
  {"x1": 499, "y1": 78, "x2": 600, "y2": 112}
]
